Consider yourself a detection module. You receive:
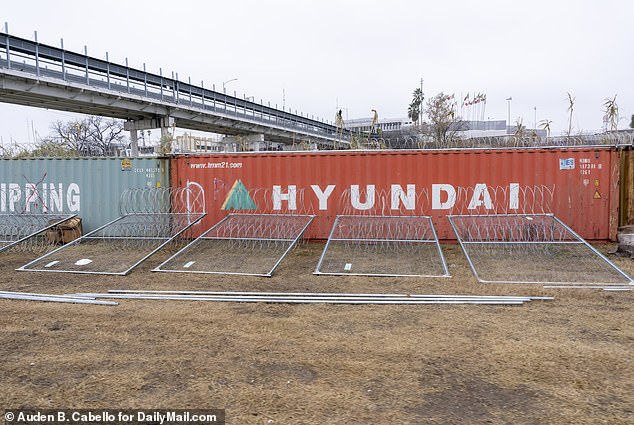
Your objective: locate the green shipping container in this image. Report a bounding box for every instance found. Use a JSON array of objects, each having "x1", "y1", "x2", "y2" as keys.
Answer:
[{"x1": 0, "y1": 157, "x2": 169, "y2": 232}]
